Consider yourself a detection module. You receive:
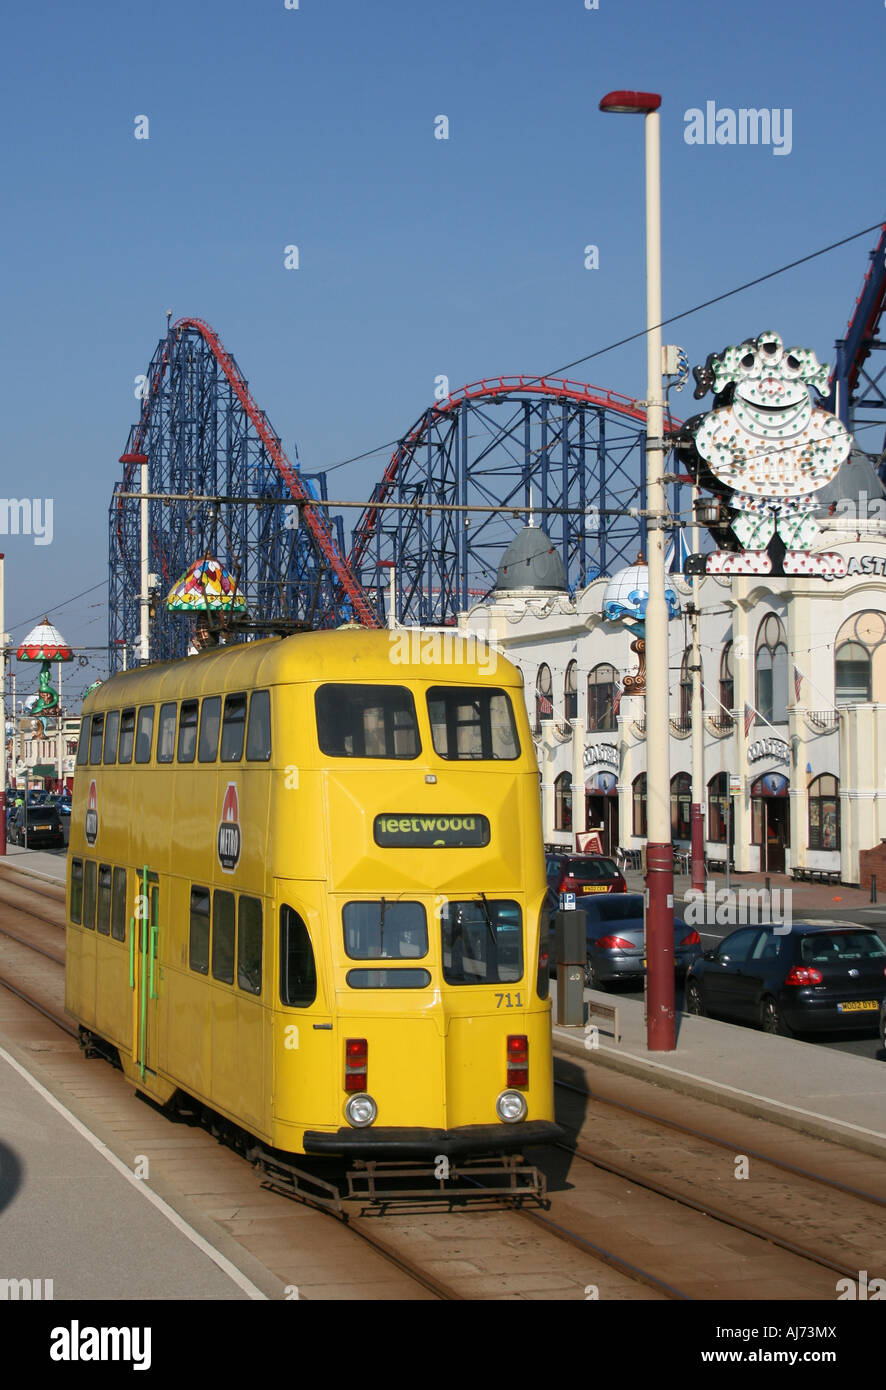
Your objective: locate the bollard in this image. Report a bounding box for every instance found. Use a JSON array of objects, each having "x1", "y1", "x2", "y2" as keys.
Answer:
[{"x1": 872, "y1": 874, "x2": 877, "y2": 905}]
